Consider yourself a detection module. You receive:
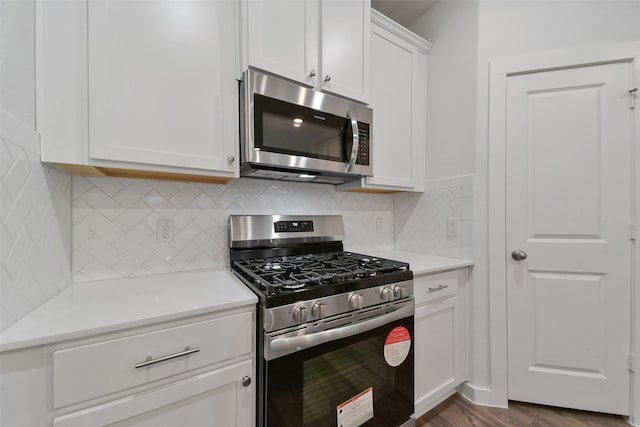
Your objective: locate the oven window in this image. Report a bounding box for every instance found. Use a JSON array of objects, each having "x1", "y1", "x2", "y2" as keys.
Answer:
[
  {"x1": 266, "y1": 317, "x2": 414, "y2": 427},
  {"x1": 254, "y1": 94, "x2": 349, "y2": 163},
  {"x1": 303, "y1": 338, "x2": 391, "y2": 425}
]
